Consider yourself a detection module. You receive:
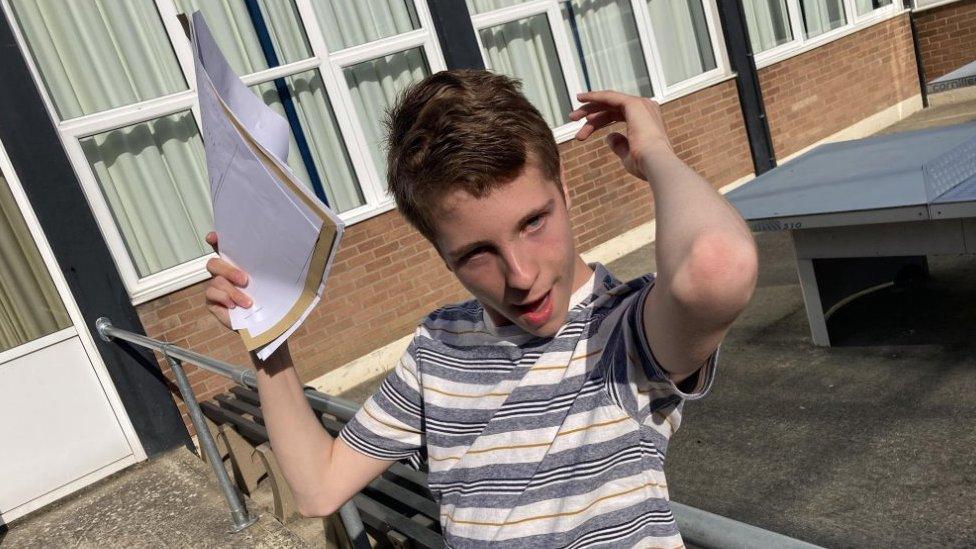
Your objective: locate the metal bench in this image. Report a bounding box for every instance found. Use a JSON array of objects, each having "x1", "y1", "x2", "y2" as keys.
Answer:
[{"x1": 201, "y1": 385, "x2": 443, "y2": 548}]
